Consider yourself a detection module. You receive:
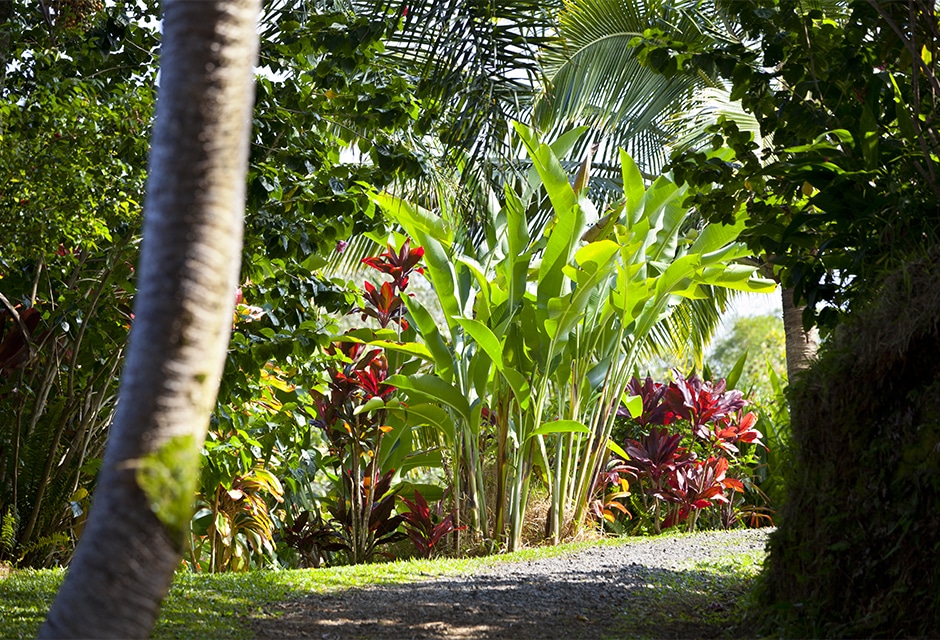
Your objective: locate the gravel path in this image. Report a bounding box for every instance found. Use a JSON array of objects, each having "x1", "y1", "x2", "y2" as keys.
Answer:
[{"x1": 251, "y1": 528, "x2": 770, "y2": 639}]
